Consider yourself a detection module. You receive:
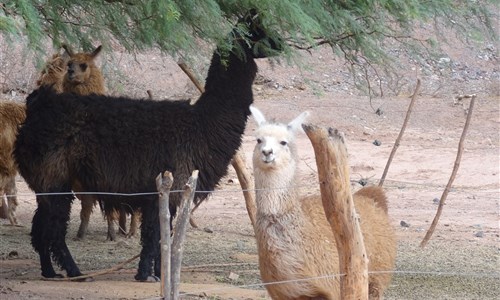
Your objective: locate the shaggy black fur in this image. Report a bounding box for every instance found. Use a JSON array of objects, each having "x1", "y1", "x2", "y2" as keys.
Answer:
[{"x1": 14, "y1": 12, "x2": 281, "y2": 281}]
